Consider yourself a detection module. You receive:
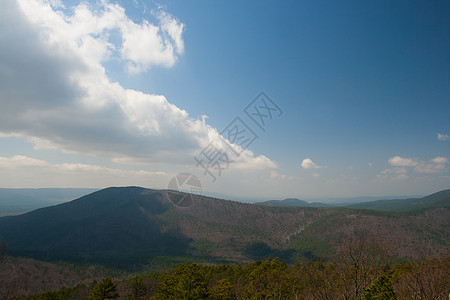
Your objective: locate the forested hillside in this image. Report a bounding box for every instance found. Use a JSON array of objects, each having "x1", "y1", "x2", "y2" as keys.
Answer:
[
  {"x1": 0, "y1": 187, "x2": 448, "y2": 269},
  {"x1": 7, "y1": 252, "x2": 449, "y2": 299}
]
